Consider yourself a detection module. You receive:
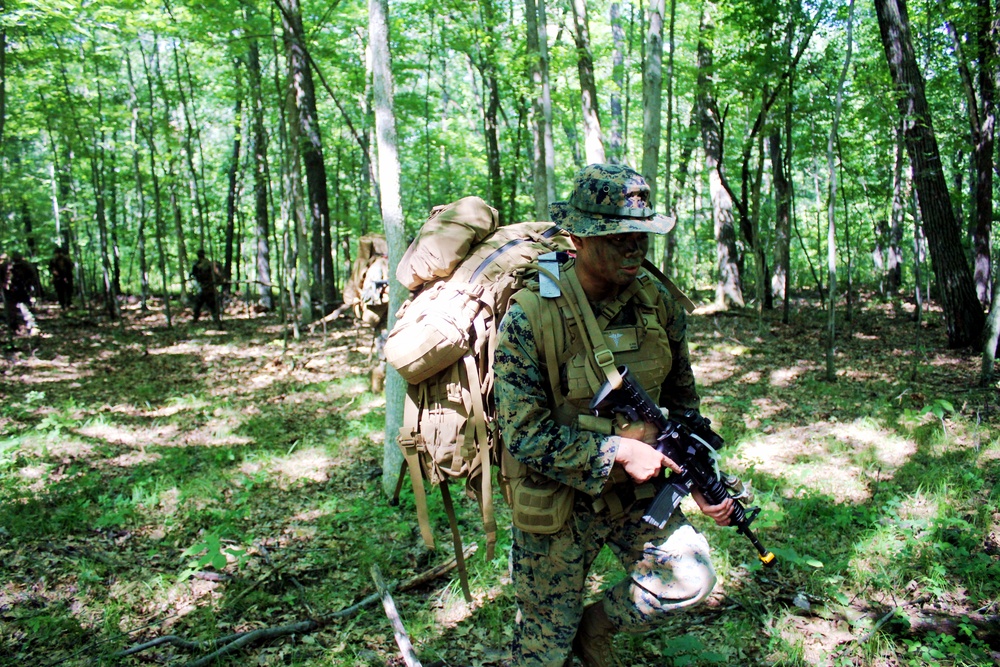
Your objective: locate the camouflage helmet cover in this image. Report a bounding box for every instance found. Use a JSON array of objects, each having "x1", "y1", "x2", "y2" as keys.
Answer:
[{"x1": 549, "y1": 163, "x2": 675, "y2": 237}]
